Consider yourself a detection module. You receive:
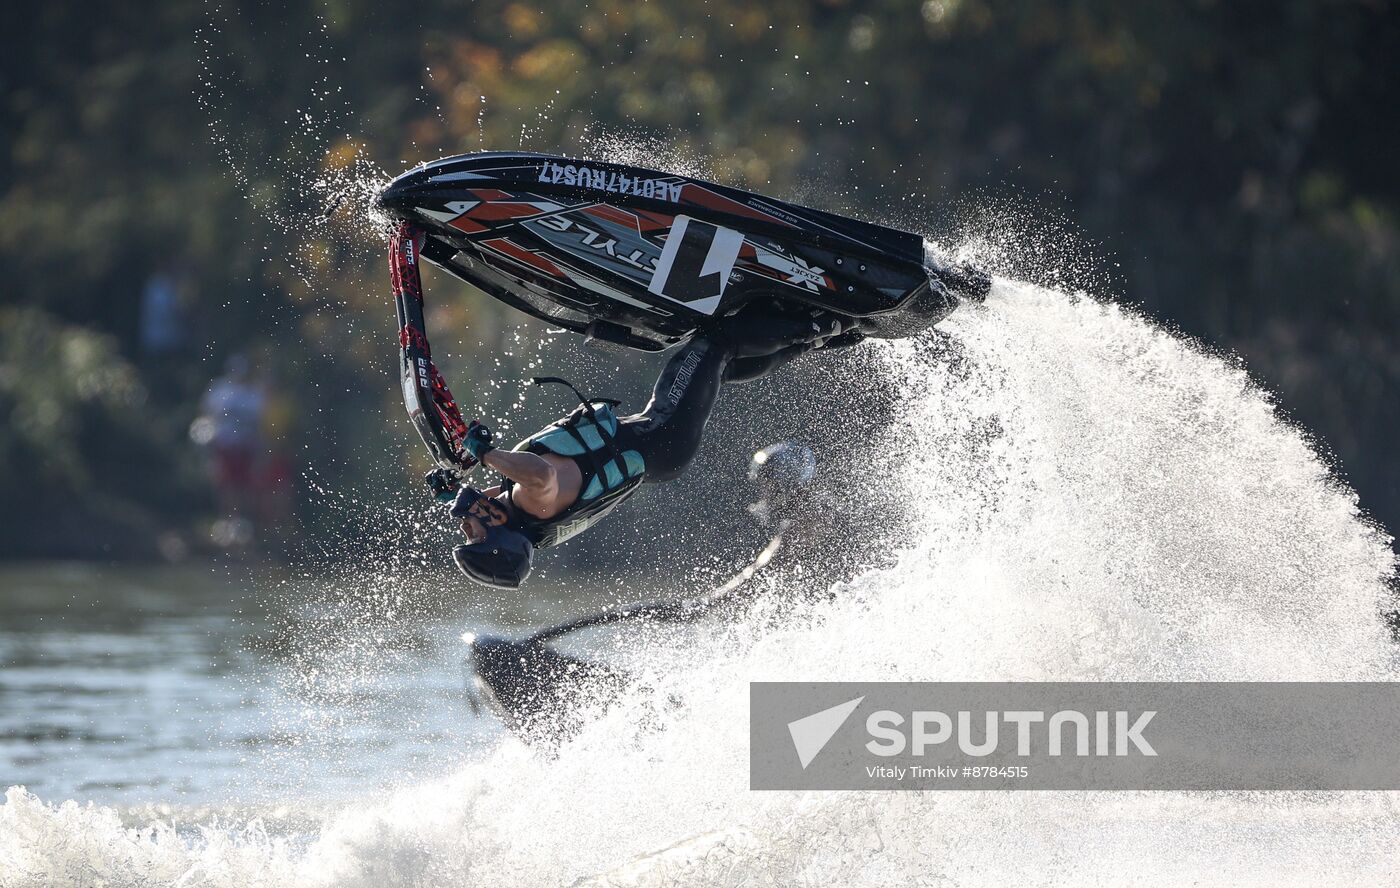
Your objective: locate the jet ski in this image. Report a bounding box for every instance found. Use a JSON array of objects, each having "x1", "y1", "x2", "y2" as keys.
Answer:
[
  {"x1": 382, "y1": 151, "x2": 989, "y2": 476},
  {"x1": 378, "y1": 151, "x2": 988, "y2": 352}
]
